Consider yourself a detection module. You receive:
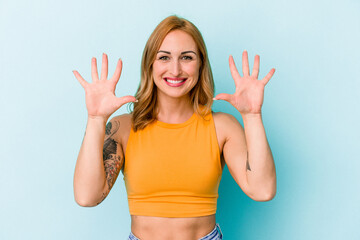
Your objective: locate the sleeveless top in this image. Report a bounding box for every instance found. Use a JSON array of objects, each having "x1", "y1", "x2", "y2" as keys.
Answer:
[{"x1": 123, "y1": 112, "x2": 222, "y2": 218}]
